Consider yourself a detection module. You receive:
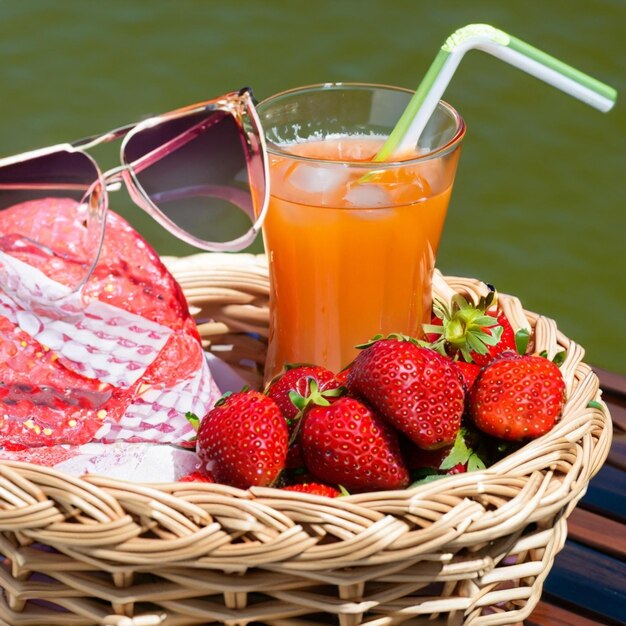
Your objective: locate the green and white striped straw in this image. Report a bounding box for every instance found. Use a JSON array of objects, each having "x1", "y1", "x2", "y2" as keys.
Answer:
[{"x1": 375, "y1": 24, "x2": 617, "y2": 162}]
